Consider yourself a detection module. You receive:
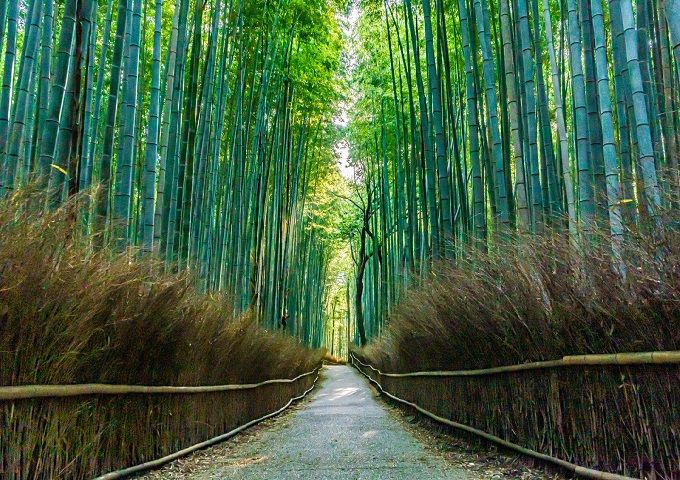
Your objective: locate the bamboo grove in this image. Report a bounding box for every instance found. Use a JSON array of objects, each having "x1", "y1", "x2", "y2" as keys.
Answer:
[
  {"x1": 346, "y1": 0, "x2": 680, "y2": 344},
  {"x1": 0, "y1": 0, "x2": 345, "y2": 346}
]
